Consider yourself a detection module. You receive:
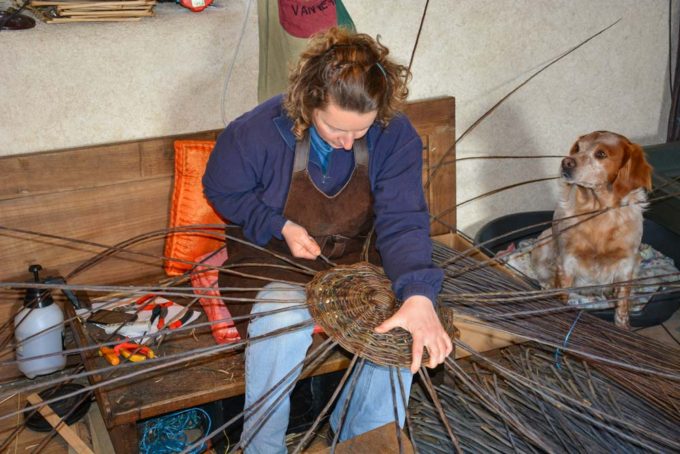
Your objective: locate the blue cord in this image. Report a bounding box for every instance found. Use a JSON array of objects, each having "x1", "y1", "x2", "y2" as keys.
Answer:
[
  {"x1": 554, "y1": 310, "x2": 583, "y2": 370},
  {"x1": 139, "y1": 407, "x2": 212, "y2": 454}
]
